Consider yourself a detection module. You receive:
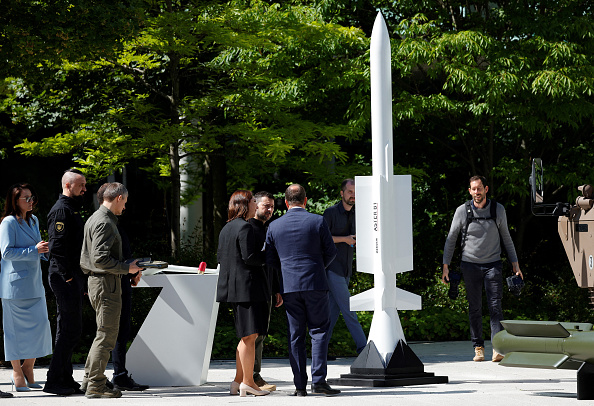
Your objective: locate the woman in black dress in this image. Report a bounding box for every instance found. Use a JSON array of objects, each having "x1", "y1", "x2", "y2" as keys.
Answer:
[{"x1": 217, "y1": 190, "x2": 270, "y2": 397}]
